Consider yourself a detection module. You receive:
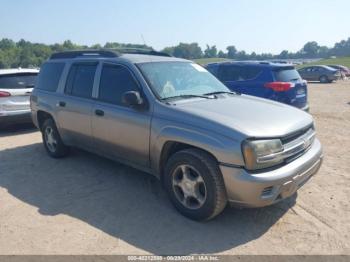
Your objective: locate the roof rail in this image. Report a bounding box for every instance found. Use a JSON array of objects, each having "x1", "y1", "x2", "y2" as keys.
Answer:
[
  {"x1": 107, "y1": 47, "x2": 172, "y2": 57},
  {"x1": 49, "y1": 50, "x2": 119, "y2": 60}
]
